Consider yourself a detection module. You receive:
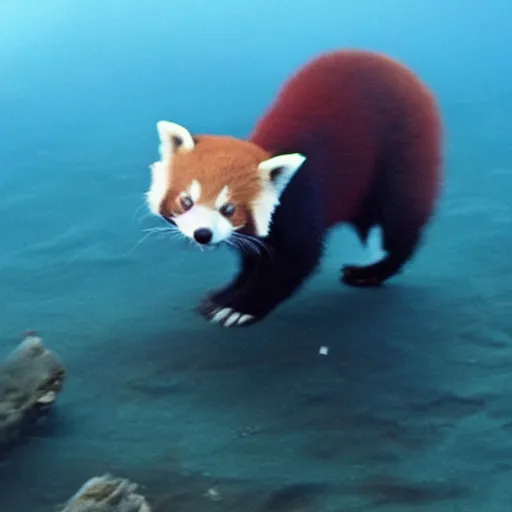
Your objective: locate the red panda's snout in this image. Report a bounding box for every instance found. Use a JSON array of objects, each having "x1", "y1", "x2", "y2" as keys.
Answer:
[
  {"x1": 171, "y1": 186, "x2": 242, "y2": 246},
  {"x1": 153, "y1": 177, "x2": 251, "y2": 246}
]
